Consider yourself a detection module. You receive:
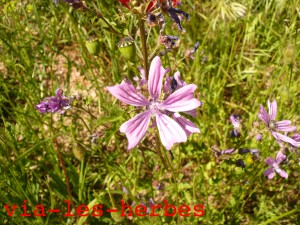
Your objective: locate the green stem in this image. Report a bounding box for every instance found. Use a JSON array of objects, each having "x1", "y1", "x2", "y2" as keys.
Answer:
[
  {"x1": 50, "y1": 117, "x2": 76, "y2": 220},
  {"x1": 149, "y1": 43, "x2": 161, "y2": 60},
  {"x1": 138, "y1": 18, "x2": 149, "y2": 80},
  {"x1": 259, "y1": 208, "x2": 299, "y2": 225},
  {"x1": 83, "y1": 6, "x2": 121, "y2": 35}
]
